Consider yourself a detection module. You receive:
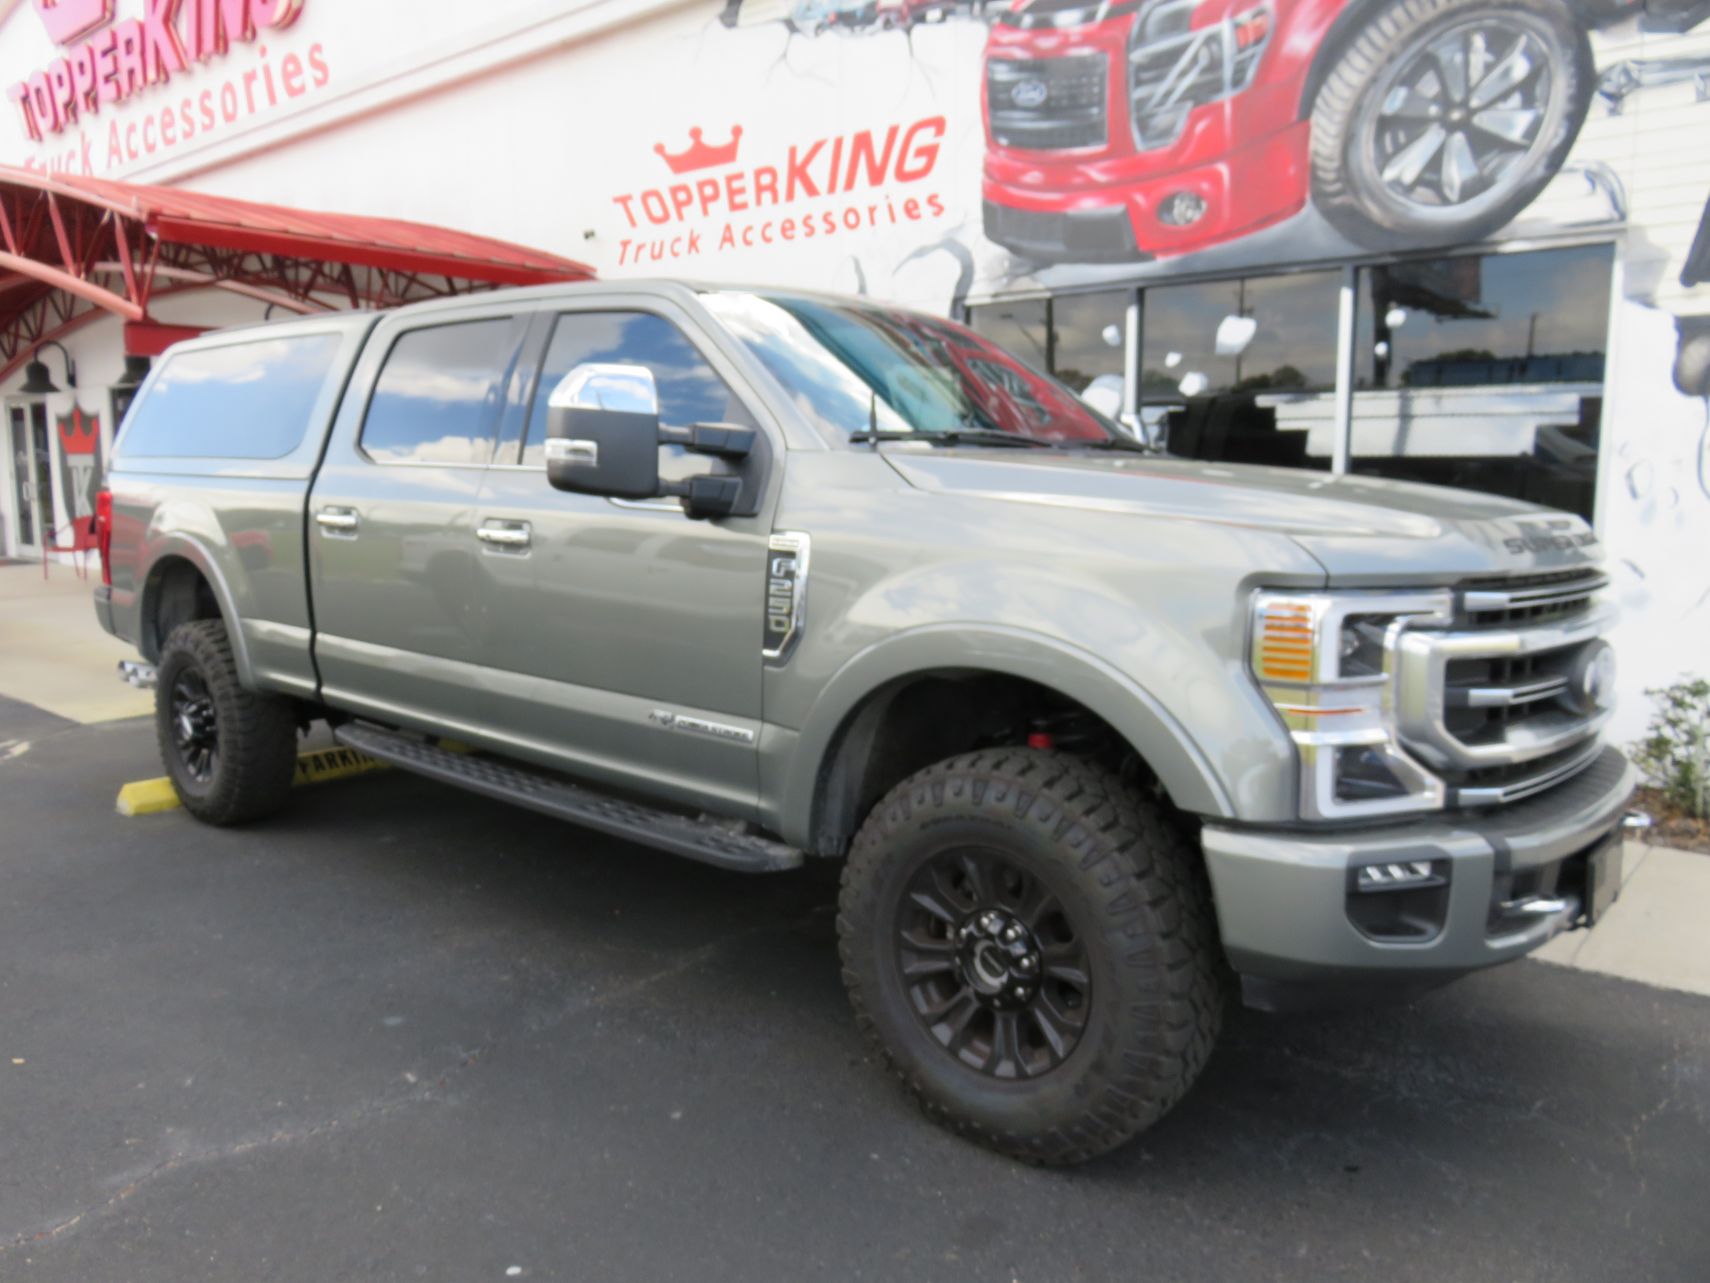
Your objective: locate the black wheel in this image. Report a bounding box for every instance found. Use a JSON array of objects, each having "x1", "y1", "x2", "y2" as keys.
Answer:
[
  {"x1": 155, "y1": 619, "x2": 298, "y2": 826},
  {"x1": 837, "y1": 749, "x2": 1224, "y2": 1165},
  {"x1": 1308, "y1": 0, "x2": 1594, "y2": 251}
]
